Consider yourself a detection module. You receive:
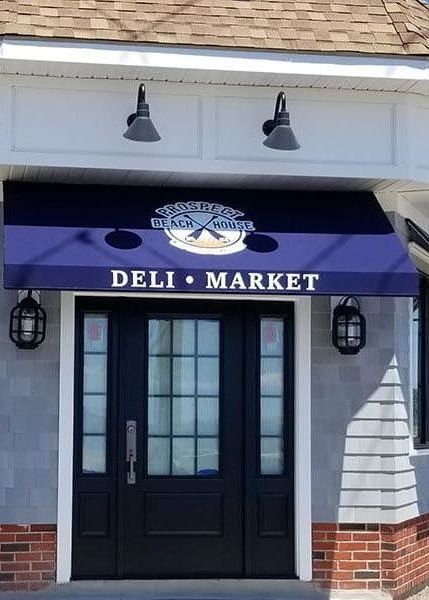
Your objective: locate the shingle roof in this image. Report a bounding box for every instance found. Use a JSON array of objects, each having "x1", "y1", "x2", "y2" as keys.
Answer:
[{"x1": 2, "y1": 0, "x2": 429, "y2": 56}]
